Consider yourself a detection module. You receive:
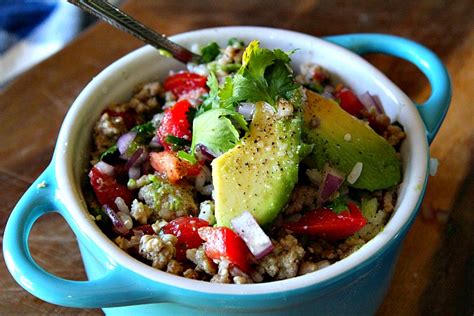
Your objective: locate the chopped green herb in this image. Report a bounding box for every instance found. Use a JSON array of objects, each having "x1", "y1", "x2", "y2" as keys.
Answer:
[
  {"x1": 327, "y1": 195, "x2": 349, "y2": 214},
  {"x1": 166, "y1": 135, "x2": 191, "y2": 151},
  {"x1": 99, "y1": 144, "x2": 119, "y2": 161},
  {"x1": 200, "y1": 42, "x2": 221, "y2": 63}
]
